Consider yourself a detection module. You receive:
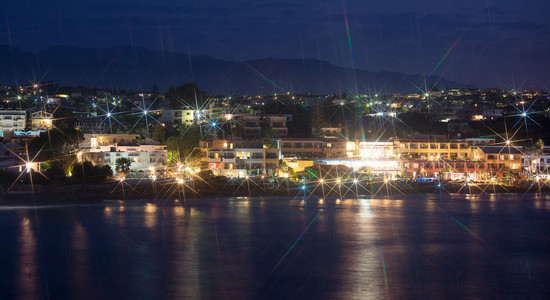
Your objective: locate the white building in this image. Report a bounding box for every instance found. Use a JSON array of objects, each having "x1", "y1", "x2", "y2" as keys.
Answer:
[
  {"x1": 161, "y1": 108, "x2": 197, "y2": 126},
  {"x1": 30, "y1": 110, "x2": 53, "y2": 130},
  {"x1": 206, "y1": 147, "x2": 279, "y2": 177},
  {"x1": 0, "y1": 110, "x2": 26, "y2": 135},
  {"x1": 82, "y1": 144, "x2": 168, "y2": 176},
  {"x1": 521, "y1": 146, "x2": 550, "y2": 177}
]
